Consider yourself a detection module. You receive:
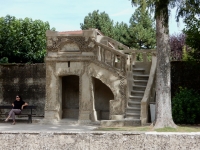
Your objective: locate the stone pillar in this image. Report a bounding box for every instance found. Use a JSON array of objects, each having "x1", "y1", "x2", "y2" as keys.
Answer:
[
  {"x1": 78, "y1": 71, "x2": 92, "y2": 124},
  {"x1": 90, "y1": 77, "x2": 98, "y2": 122},
  {"x1": 44, "y1": 62, "x2": 60, "y2": 122}
]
